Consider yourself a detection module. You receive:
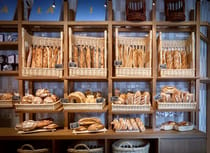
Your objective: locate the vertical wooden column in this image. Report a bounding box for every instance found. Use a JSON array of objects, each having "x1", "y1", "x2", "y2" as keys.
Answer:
[
  {"x1": 107, "y1": 1, "x2": 113, "y2": 129},
  {"x1": 63, "y1": 0, "x2": 69, "y2": 130},
  {"x1": 195, "y1": 0, "x2": 200, "y2": 129},
  {"x1": 152, "y1": 0, "x2": 157, "y2": 129},
  {"x1": 207, "y1": 24, "x2": 210, "y2": 153}
]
